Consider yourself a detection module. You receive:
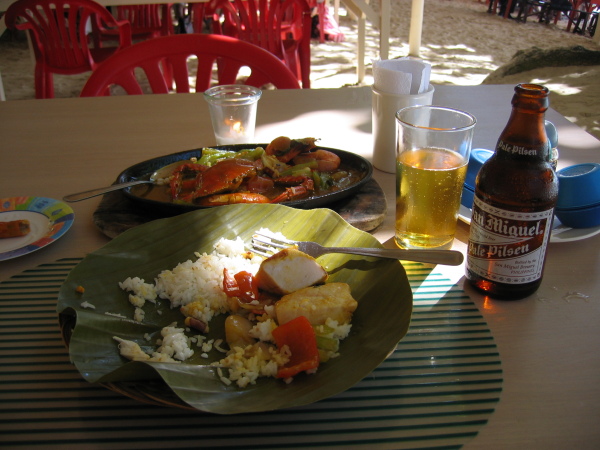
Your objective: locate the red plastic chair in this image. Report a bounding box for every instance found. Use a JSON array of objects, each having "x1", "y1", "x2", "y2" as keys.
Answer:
[
  {"x1": 80, "y1": 34, "x2": 301, "y2": 96},
  {"x1": 205, "y1": 0, "x2": 312, "y2": 88},
  {"x1": 4, "y1": 0, "x2": 132, "y2": 99},
  {"x1": 95, "y1": 4, "x2": 174, "y2": 42}
]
